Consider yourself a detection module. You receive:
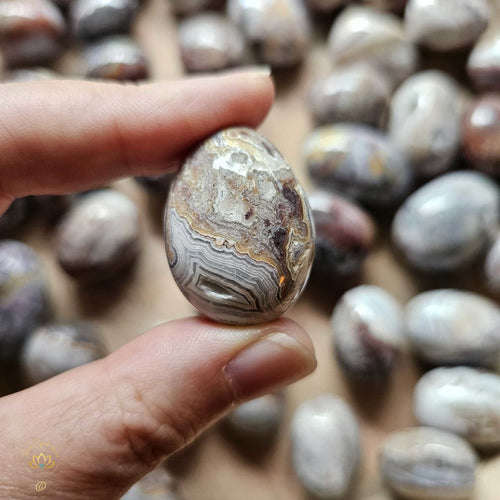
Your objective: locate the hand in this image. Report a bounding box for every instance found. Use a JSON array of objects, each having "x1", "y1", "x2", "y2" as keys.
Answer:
[{"x1": 0, "y1": 73, "x2": 316, "y2": 499}]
